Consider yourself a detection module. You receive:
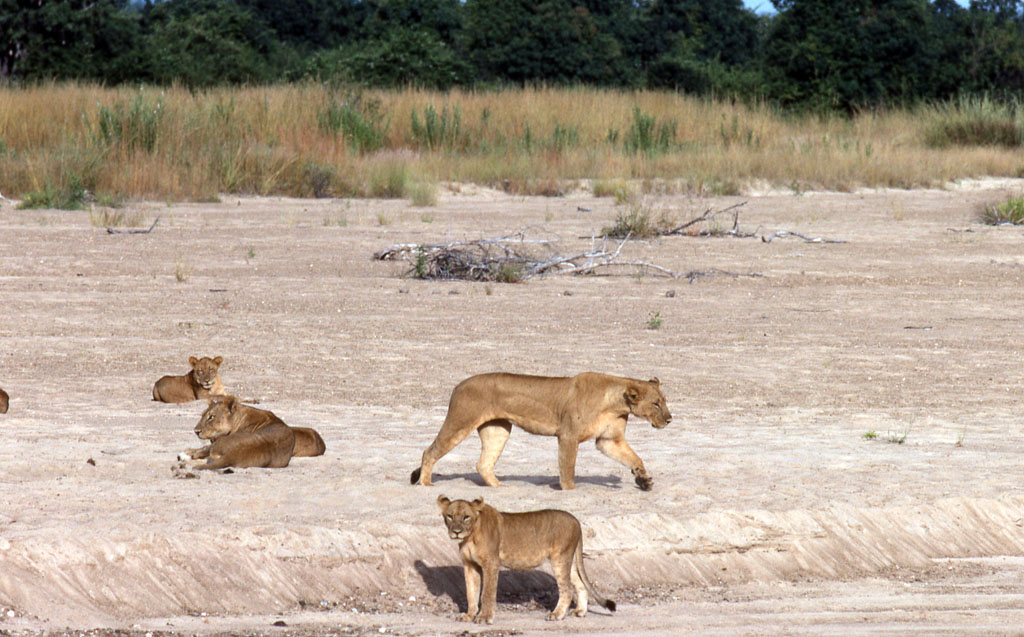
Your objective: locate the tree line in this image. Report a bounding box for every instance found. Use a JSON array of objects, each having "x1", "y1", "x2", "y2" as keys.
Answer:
[{"x1": 3, "y1": 0, "x2": 1023, "y2": 111}]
